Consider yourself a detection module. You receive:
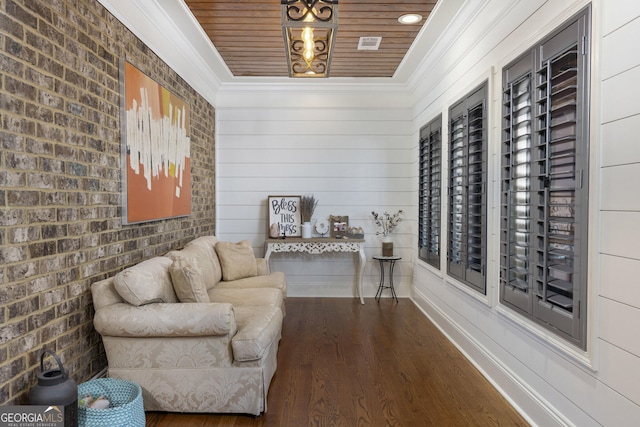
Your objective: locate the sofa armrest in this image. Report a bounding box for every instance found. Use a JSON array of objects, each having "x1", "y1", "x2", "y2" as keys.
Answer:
[
  {"x1": 255, "y1": 257, "x2": 269, "y2": 276},
  {"x1": 94, "y1": 302, "x2": 237, "y2": 338}
]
